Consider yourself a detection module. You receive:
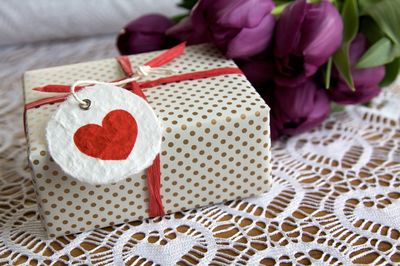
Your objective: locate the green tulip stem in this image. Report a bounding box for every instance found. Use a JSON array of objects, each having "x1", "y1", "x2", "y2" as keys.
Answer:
[
  {"x1": 324, "y1": 58, "x2": 333, "y2": 89},
  {"x1": 271, "y1": 3, "x2": 290, "y2": 16},
  {"x1": 307, "y1": 0, "x2": 322, "y2": 4}
]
